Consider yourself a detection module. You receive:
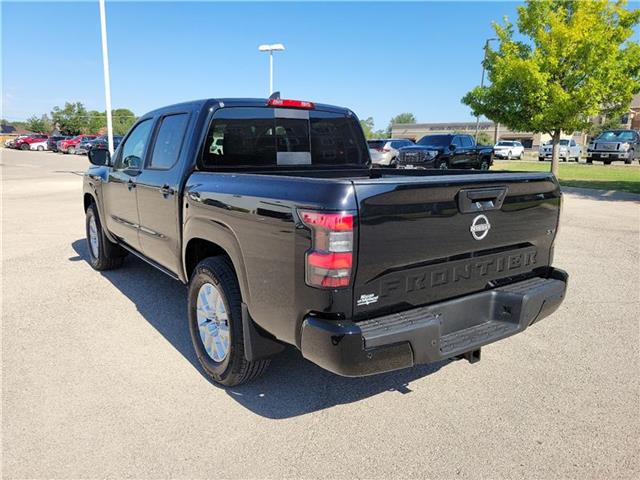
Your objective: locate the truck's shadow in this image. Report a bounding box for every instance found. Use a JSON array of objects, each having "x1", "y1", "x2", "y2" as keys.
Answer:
[{"x1": 71, "y1": 239, "x2": 449, "y2": 419}]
